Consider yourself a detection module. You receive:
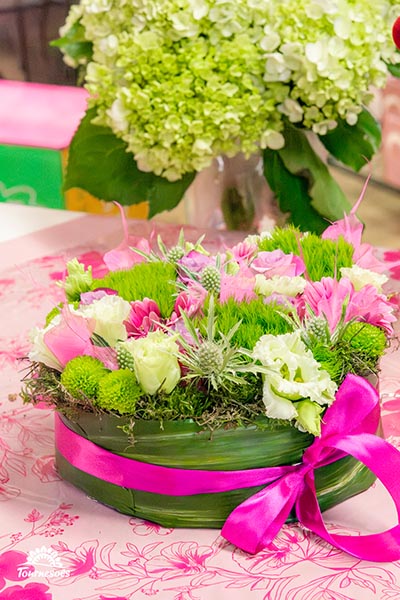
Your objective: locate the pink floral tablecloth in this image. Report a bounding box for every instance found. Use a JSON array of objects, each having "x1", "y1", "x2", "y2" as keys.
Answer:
[{"x1": 1, "y1": 215, "x2": 400, "y2": 600}]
